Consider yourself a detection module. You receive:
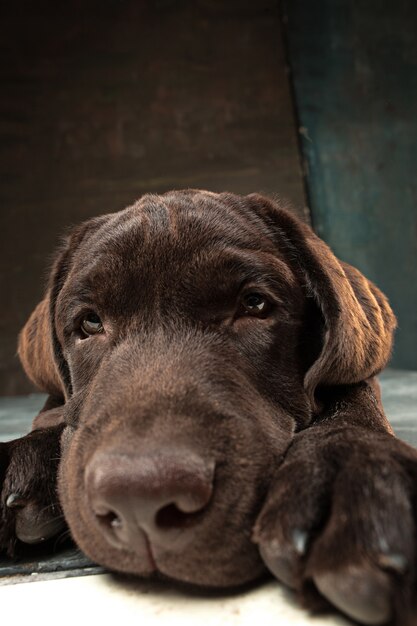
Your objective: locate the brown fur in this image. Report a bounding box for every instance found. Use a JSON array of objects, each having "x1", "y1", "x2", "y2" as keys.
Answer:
[
  {"x1": 18, "y1": 298, "x2": 64, "y2": 400},
  {"x1": 1, "y1": 191, "x2": 416, "y2": 625}
]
